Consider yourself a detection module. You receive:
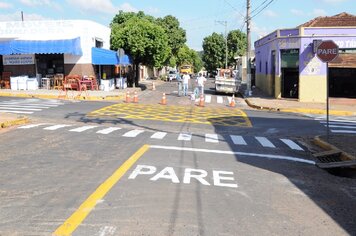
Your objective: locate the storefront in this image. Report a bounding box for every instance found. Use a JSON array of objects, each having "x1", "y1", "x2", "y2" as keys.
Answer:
[
  {"x1": 254, "y1": 13, "x2": 356, "y2": 102},
  {"x1": 0, "y1": 20, "x2": 130, "y2": 90}
]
